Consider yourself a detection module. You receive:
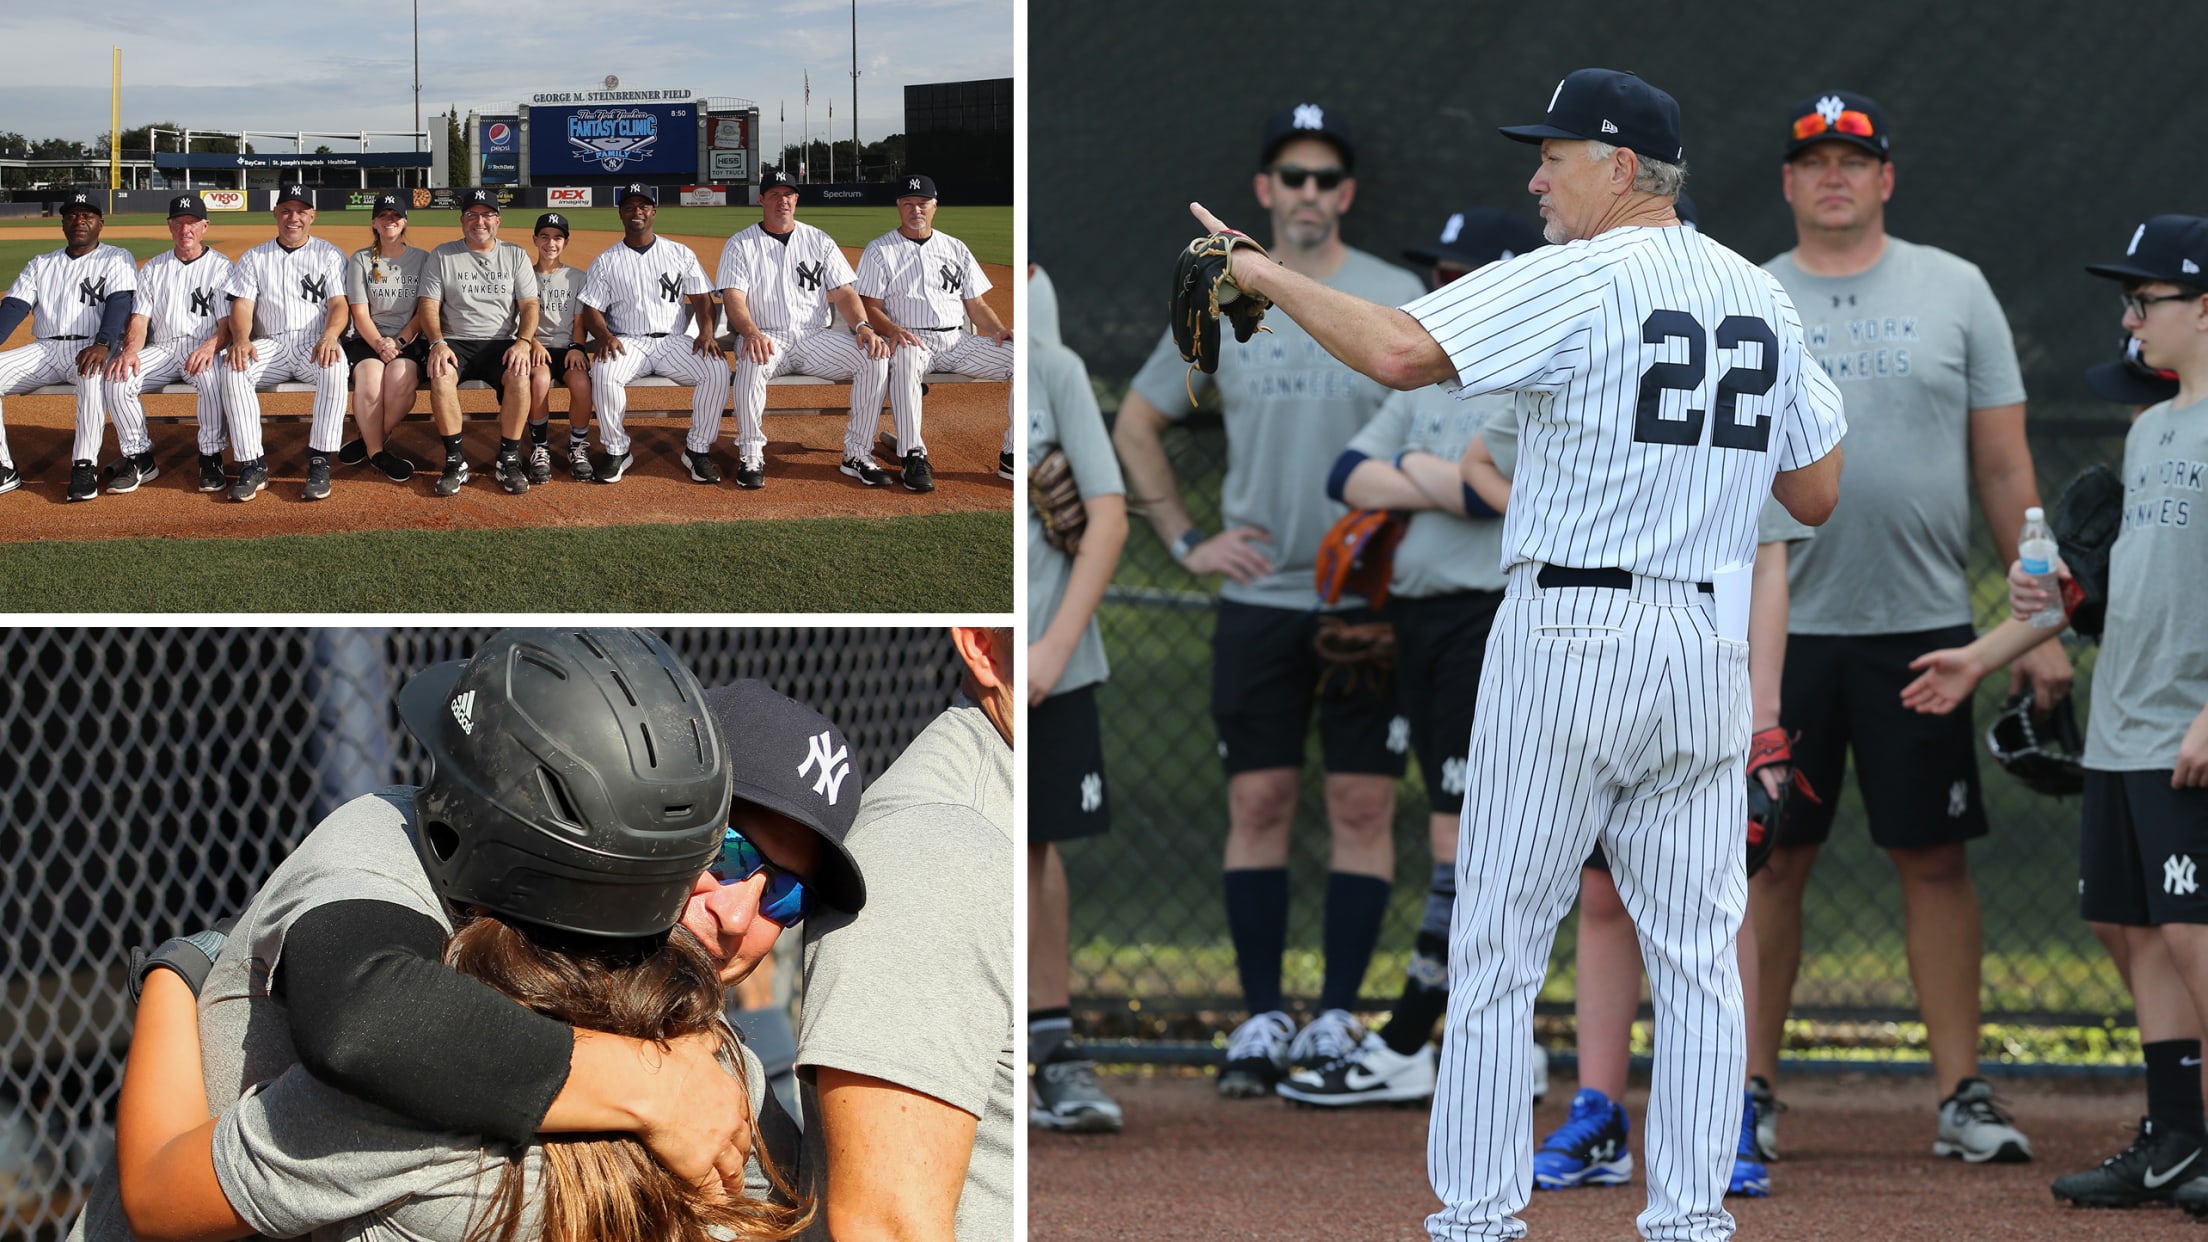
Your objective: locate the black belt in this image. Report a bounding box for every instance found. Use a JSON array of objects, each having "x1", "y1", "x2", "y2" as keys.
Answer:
[
  {"x1": 1537, "y1": 564, "x2": 1713, "y2": 595},
  {"x1": 640, "y1": 331, "x2": 670, "y2": 338},
  {"x1": 916, "y1": 325, "x2": 960, "y2": 332},
  {"x1": 45, "y1": 334, "x2": 88, "y2": 341}
]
